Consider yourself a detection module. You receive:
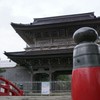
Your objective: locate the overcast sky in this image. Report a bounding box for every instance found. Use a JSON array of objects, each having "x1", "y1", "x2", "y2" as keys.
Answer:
[{"x1": 0, "y1": 0, "x2": 100, "y2": 60}]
